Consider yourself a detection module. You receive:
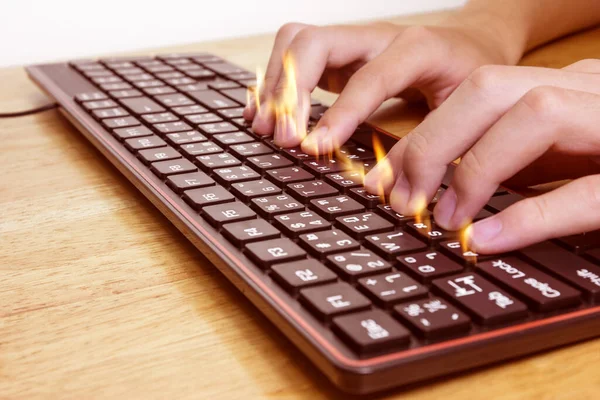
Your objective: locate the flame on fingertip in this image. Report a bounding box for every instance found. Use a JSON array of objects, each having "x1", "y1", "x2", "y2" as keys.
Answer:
[
  {"x1": 371, "y1": 134, "x2": 393, "y2": 202},
  {"x1": 460, "y1": 223, "x2": 477, "y2": 263},
  {"x1": 412, "y1": 192, "x2": 429, "y2": 226},
  {"x1": 274, "y1": 53, "x2": 307, "y2": 144}
]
